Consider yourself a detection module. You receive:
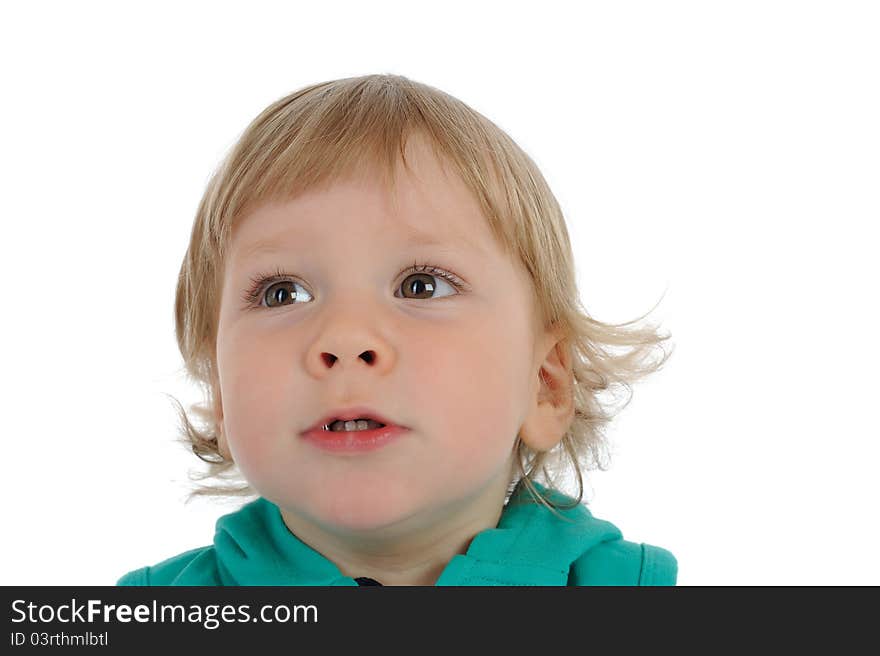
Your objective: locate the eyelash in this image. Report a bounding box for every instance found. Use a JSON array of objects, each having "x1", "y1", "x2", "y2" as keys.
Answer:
[{"x1": 241, "y1": 260, "x2": 469, "y2": 309}]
